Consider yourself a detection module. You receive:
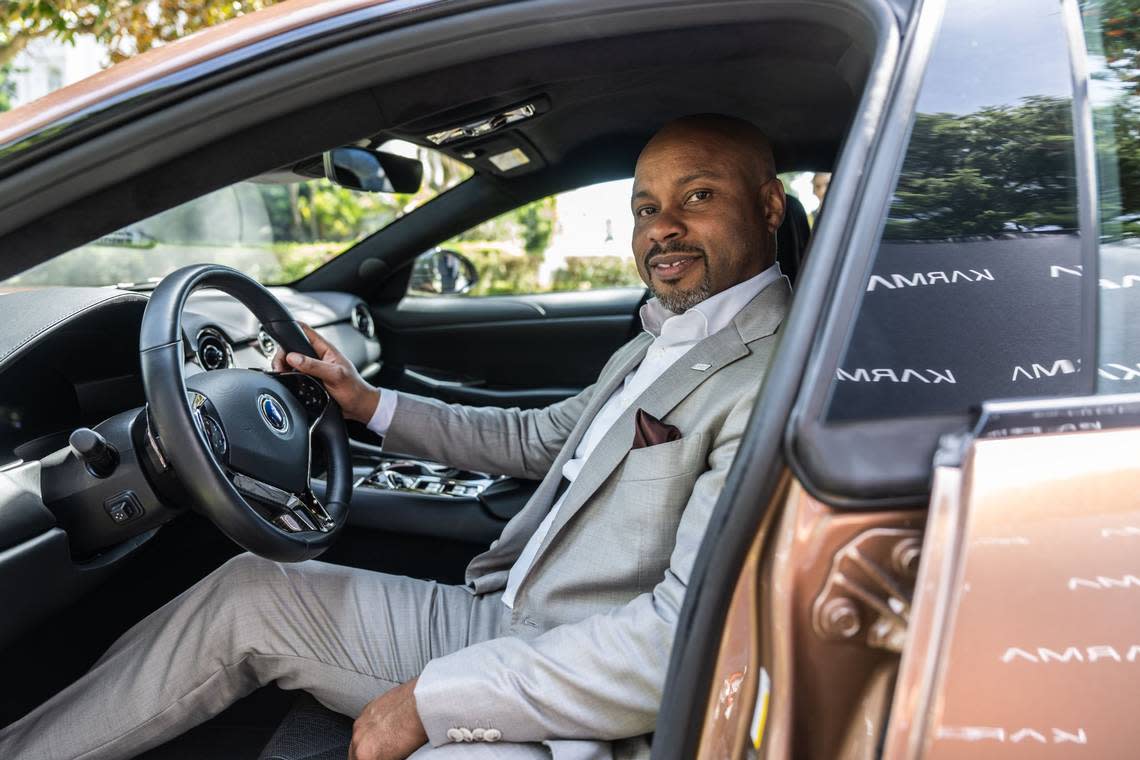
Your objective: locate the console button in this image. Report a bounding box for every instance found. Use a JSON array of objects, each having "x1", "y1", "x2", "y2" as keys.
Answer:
[{"x1": 104, "y1": 491, "x2": 144, "y2": 525}]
